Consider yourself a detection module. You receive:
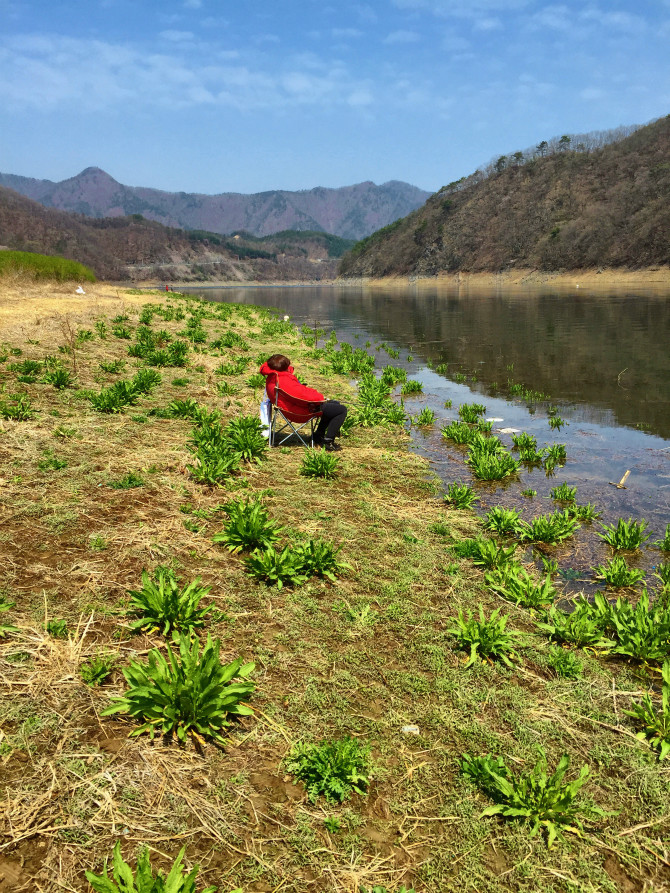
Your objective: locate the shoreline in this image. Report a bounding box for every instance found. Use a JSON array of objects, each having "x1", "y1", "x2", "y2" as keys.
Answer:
[{"x1": 133, "y1": 265, "x2": 670, "y2": 293}]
